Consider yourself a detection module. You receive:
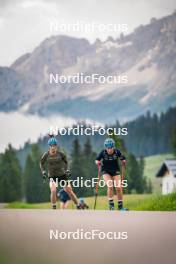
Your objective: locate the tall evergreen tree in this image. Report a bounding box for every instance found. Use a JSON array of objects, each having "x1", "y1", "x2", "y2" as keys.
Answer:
[
  {"x1": 83, "y1": 138, "x2": 97, "y2": 196},
  {"x1": 147, "y1": 179, "x2": 153, "y2": 193},
  {"x1": 24, "y1": 144, "x2": 49, "y2": 203},
  {"x1": 139, "y1": 156, "x2": 145, "y2": 179},
  {"x1": 127, "y1": 154, "x2": 146, "y2": 193},
  {"x1": 70, "y1": 138, "x2": 85, "y2": 197},
  {"x1": 172, "y1": 127, "x2": 176, "y2": 157},
  {"x1": 0, "y1": 144, "x2": 22, "y2": 202},
  {"x1": 83, "y1": 137, "x2": 92, "y2": 157}
]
